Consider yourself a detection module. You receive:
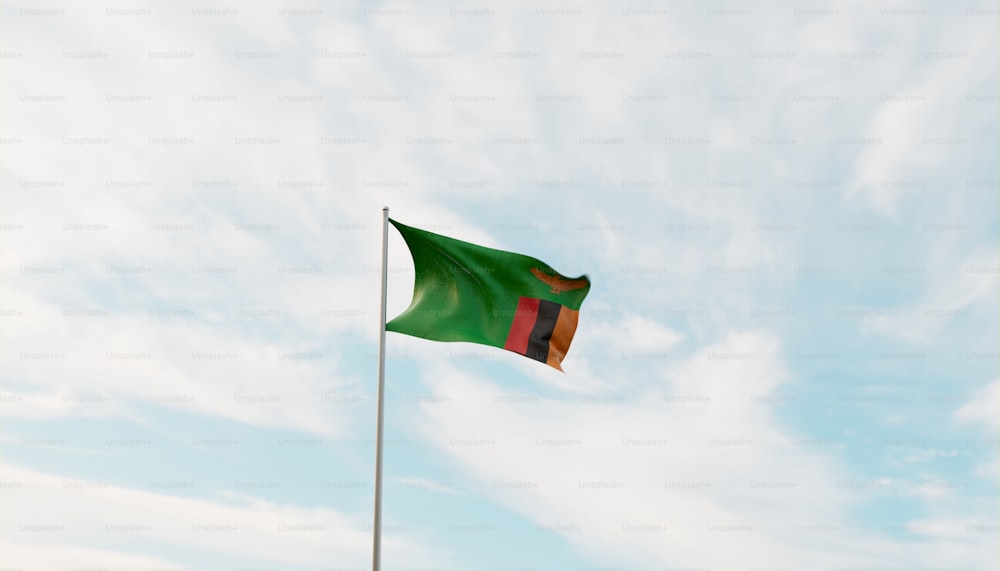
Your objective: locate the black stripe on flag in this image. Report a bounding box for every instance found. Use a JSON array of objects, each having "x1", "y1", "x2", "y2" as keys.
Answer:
[{"x1": 525, "y1": 299, "x2": 561, "y2": 363}]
